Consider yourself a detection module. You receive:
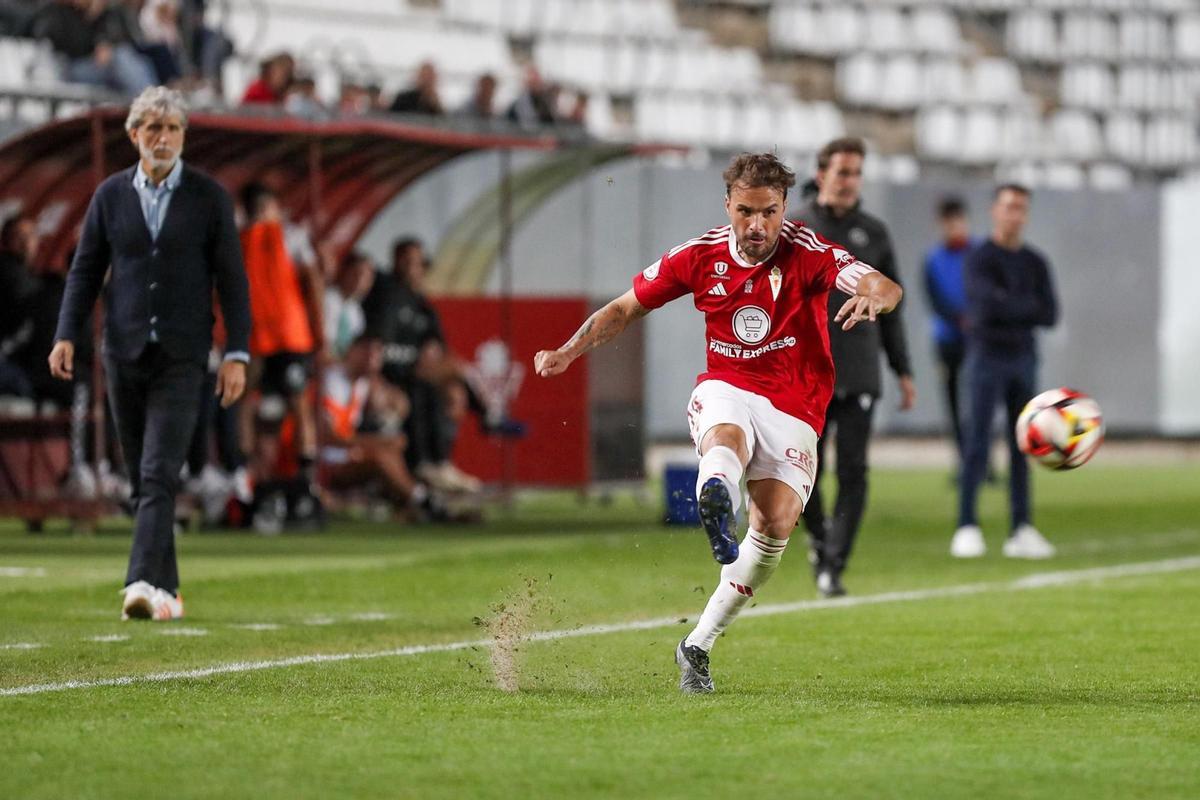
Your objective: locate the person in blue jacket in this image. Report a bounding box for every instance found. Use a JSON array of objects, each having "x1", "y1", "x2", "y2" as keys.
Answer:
[{"x1": 923, "y1": 196, "x2": 974, "y2": 469}]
